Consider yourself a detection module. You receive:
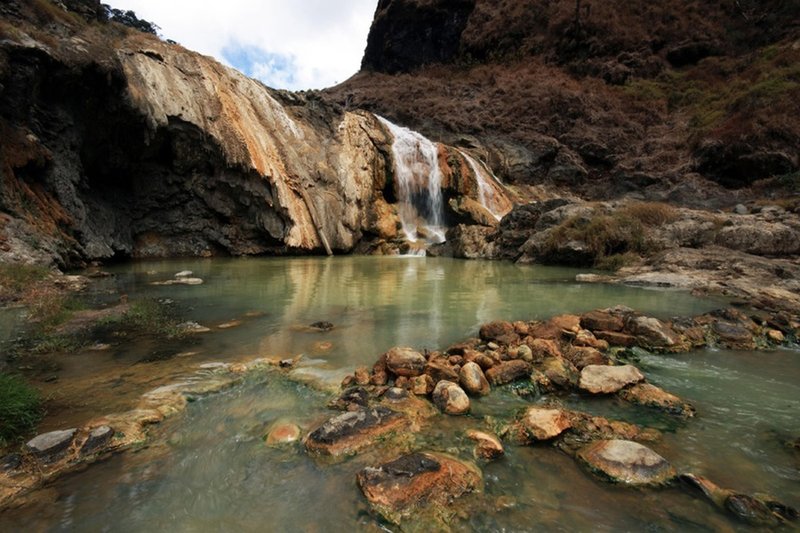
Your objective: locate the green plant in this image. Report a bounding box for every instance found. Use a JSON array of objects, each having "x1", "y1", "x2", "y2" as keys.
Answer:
[
  {"x1": 0, "y1": 373, "x2": 43, "y2": 446},
  {"x1": 97, "y1": 299, "x2": 183, "y2": 337},
  {"x1": 0, "y1": 263, "x2": 50, "y2": 302}
]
